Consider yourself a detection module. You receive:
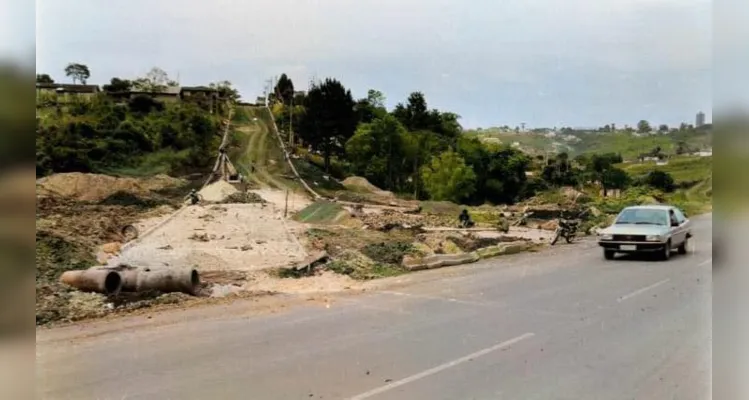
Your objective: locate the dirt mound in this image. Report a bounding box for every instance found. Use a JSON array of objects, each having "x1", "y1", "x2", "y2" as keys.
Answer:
[
  {"x1": 198, "y1": 180, "x2": 239, "y2": 202},
  {"x1": 36, "y1": 173, "x2": 185, "y2": 202},
  {"x1": 342, "y1": 176, "x2": 394, "y2": 198},
  {"x1": 359, "y1": 209, "x2": 453, "y2": 231}
]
